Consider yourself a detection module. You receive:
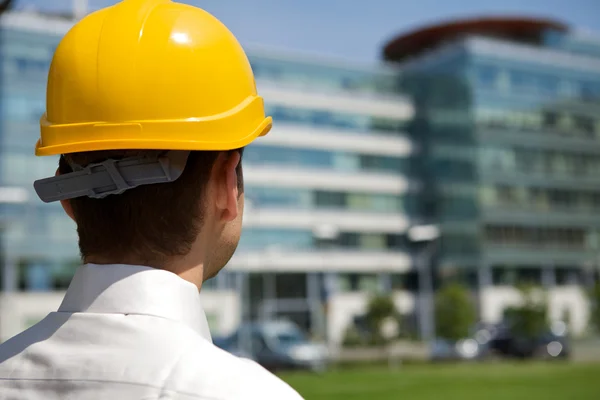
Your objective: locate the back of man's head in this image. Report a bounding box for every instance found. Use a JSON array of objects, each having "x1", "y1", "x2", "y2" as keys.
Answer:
[
  {"x1": 58, "y1": 149, "x2": 243, "y2": 266},
  {"x1": 32, "y1": 0, "x2": 272, "y2": 276}
]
